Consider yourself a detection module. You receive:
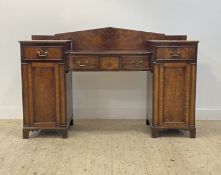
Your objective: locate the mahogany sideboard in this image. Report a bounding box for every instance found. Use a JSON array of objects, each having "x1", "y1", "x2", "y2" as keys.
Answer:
[{"x1": 19, "y1": 27, "x2": 198, "y2": 139}]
